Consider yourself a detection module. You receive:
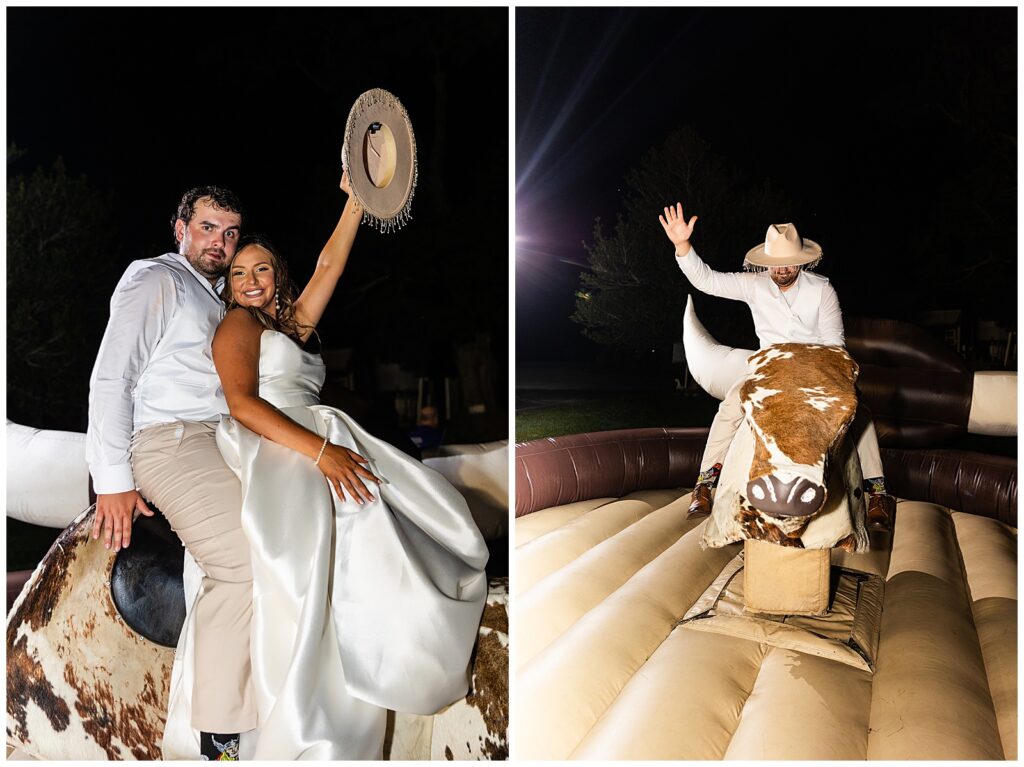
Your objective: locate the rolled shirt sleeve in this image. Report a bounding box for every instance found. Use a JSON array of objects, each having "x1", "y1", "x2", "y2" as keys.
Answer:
[
  {"x1": 818, "y1": 279, "x2": 845, "y2": 347},
  {"x1": 86, "y1": 264, "x2": 181, "y2": 494},
  {"x1": 675, "y1": 245, "x2": 754, "y2": 302}
]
